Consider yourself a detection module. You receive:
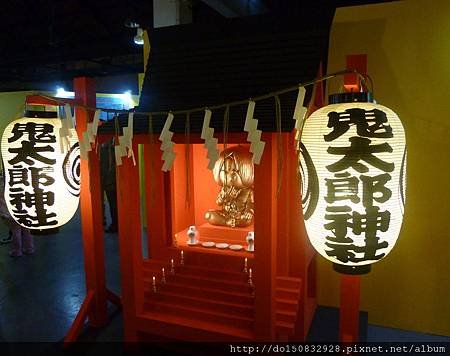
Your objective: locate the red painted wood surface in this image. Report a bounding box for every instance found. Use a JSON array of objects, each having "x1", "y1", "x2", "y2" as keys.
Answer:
[
  {"x1": 170, "y1": 144, "x2": 196, "y2": 238},
  {"x1": 116, "y1": 141, "x2": 144, "y2": 341},
  {"x1": 64, "y1": 290, "x2": 94, "y2": 343},
  {"x1": 144, "y1": 142, "x2": 172, "y2": 255},
  {"x1": 253, "y1": 134, "x2": 277, "y2": 340},
  {"x1": 25, "y1": 95, "x2": 78, "y2": 106},
  {"x1": 344, "y1": 54, "x2": 367, "y2": 92},
  {"x1": 73, "y1": 77, "x2": 108, "y2": 327},
  {"x1": 289, "y1": 64, "x2": 324, "y2": 340},
  {"x1": 116, "y1": 131, "x2": 316, "y2": 341},
  {"x1": 339, "y1": 275, "x2": 361, "y2": 343}
]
